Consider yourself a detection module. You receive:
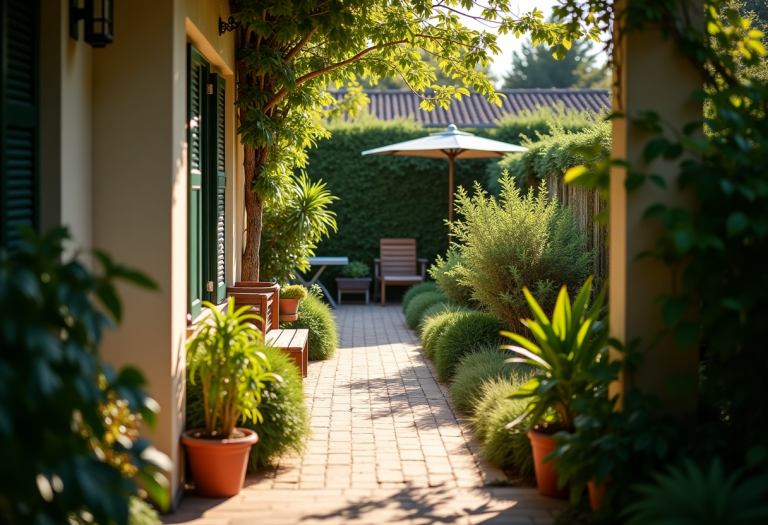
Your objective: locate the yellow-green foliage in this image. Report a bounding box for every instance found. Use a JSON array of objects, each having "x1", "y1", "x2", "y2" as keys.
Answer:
[
  {"x1": 451, "y1": 178, "x2": 593, "y2": 333},
  {"x1": 416, "y1": 301, "x2": 469, "y2": 337},
  {"x1": 283, "y1": 292, "x2": 339, "y2": 360},
  {"x1": 433, "y1": 311, "x2": 508, "y2": 382},
  {"x1": 429, "y1": 248, "x2": 475, "y2": 307},
  {"x1": 421, "y1": 311, "x2": 461, "y2": 360},
  {"x1": 280, "y1": 284, "x2": 309, "y2": 300},
  {"x1": 404, "y1": 290, "x2": 447, "y2": 330}
]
